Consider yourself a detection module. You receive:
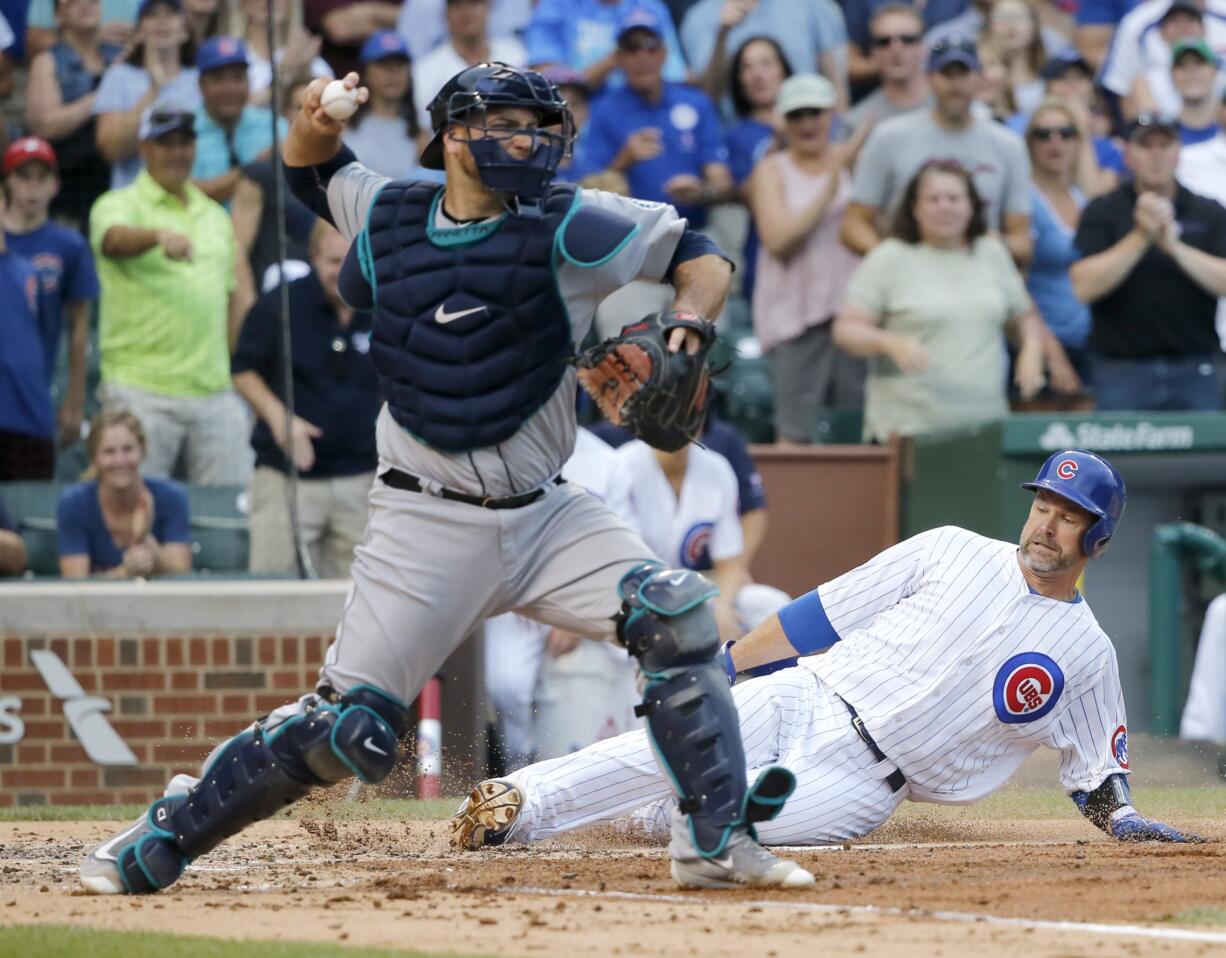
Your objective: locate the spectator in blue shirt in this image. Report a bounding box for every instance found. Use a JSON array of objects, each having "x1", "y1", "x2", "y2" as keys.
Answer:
[
  {"x1": 524, "y1": 0, "x2": 686, "y2": 98},
  {"x1": 1074, "y1": 0, "x2": 1136, "y2": 71},
  {"x1": 3, "y1": 137, "x2": 100, "y2": 449},
  {"x1": 683, "y1": 0, "x2": 849, "y2": 108},
  {"x1": 57, "y1": 408, "x2": 193, "y2": 578},
  {"x1": 1006, "y1": 51, "x2": 1125, "y2": 184},
  {"x1": 0, "y1": 187, "x2": 55, "y2": 481},
  {"x1": 725, "y1": 35, "x2": 791, "y2": 301},
  {"x1": 192, "y1": 36, "x2": 286, "y2": 205},
  {"x1": 584, "y1": 10, "x2": 732, "y2": 226},
  {"x1": 1026, "y1": 99, "x2": 1100, "y2": 386}
]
